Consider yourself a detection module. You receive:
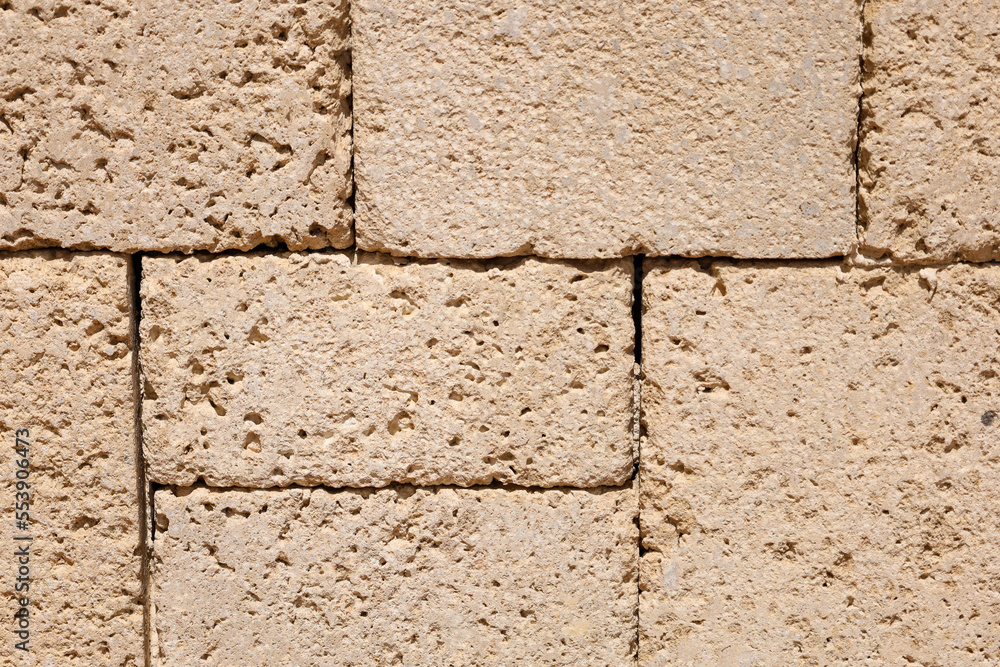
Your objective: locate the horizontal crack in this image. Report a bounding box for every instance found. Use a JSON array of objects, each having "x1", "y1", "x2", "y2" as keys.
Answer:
[{"x1": 151, "y1": 479, "x2": 635, "y2": 497}]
